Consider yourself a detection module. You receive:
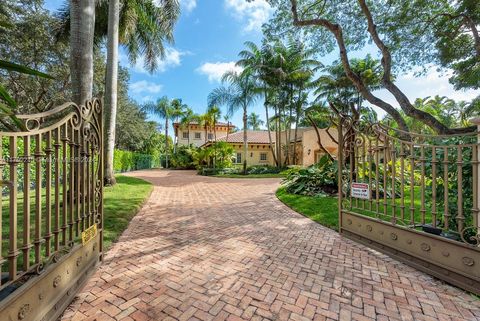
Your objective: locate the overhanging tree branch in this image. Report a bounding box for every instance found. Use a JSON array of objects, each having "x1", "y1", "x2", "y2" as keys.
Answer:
[
  {"x1": 357, "y1": 0, "x2": 475, "y2": 134},
  {"x1": 289, "y1": 0, "x2": 410, "y2": 134}
]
